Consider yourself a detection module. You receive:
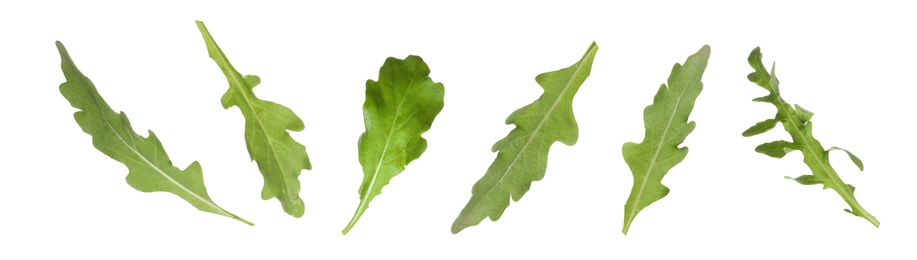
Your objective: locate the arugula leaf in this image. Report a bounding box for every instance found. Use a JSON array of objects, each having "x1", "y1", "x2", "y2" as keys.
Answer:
[
  {"x1": 342, "y1": 55, "x2": 445, "y2": 235},
  {"x1": 196, "y1": 21, "x2": 312, "y2": 217},
  {"x1": 56, "y1": 41, "x2": 252, "y2": 225},
  {"x1": 622, "y1": 45, "x2": 710, "y2": 235},
  {"x1": 451, "y1": 42, "x2": 598, "y2": 234},
  {"x1": 744, "y1": 47, "x2": 879, "y2": 227}
]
